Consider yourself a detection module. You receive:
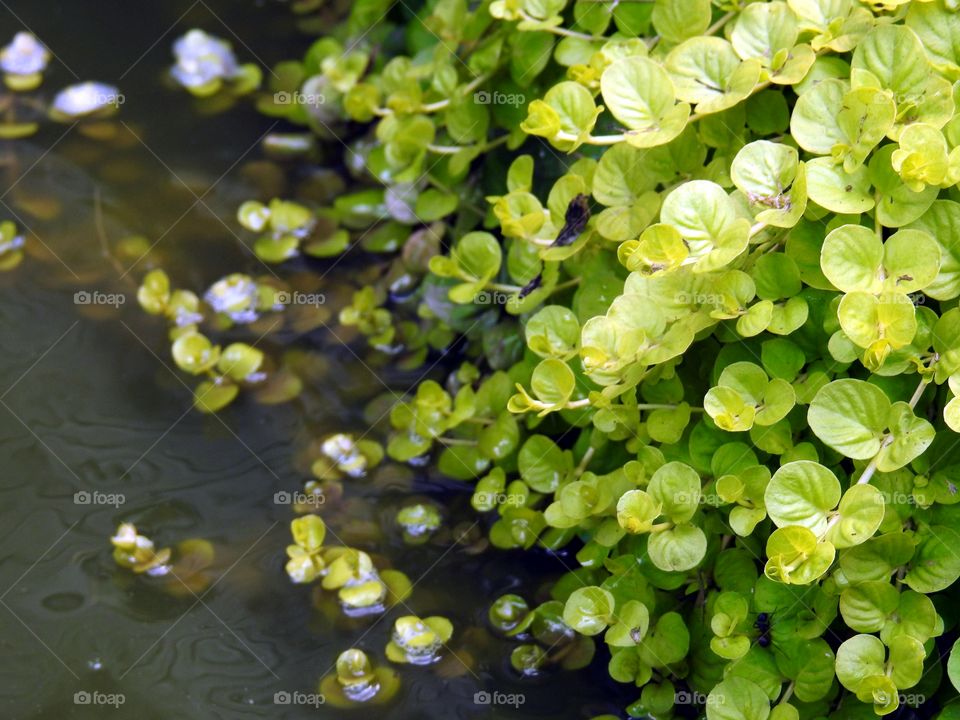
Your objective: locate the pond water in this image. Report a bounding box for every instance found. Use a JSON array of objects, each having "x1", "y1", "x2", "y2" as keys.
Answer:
[{"x1": 0, "y1": 2, "x2": 624, "y2": 719}]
